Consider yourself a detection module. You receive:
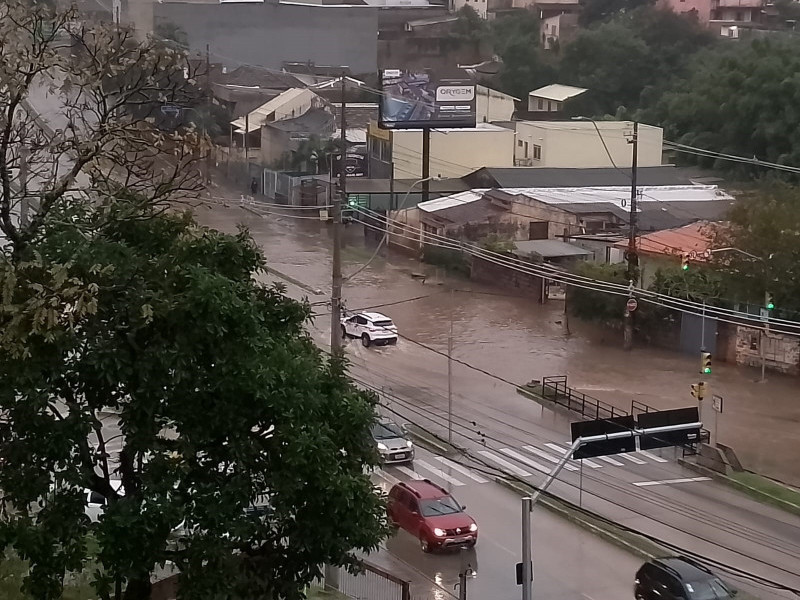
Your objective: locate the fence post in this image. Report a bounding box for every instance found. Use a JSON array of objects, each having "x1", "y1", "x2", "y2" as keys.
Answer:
[{"x1": 595, "y1": 399, "x2": 600, "y2": 419}]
